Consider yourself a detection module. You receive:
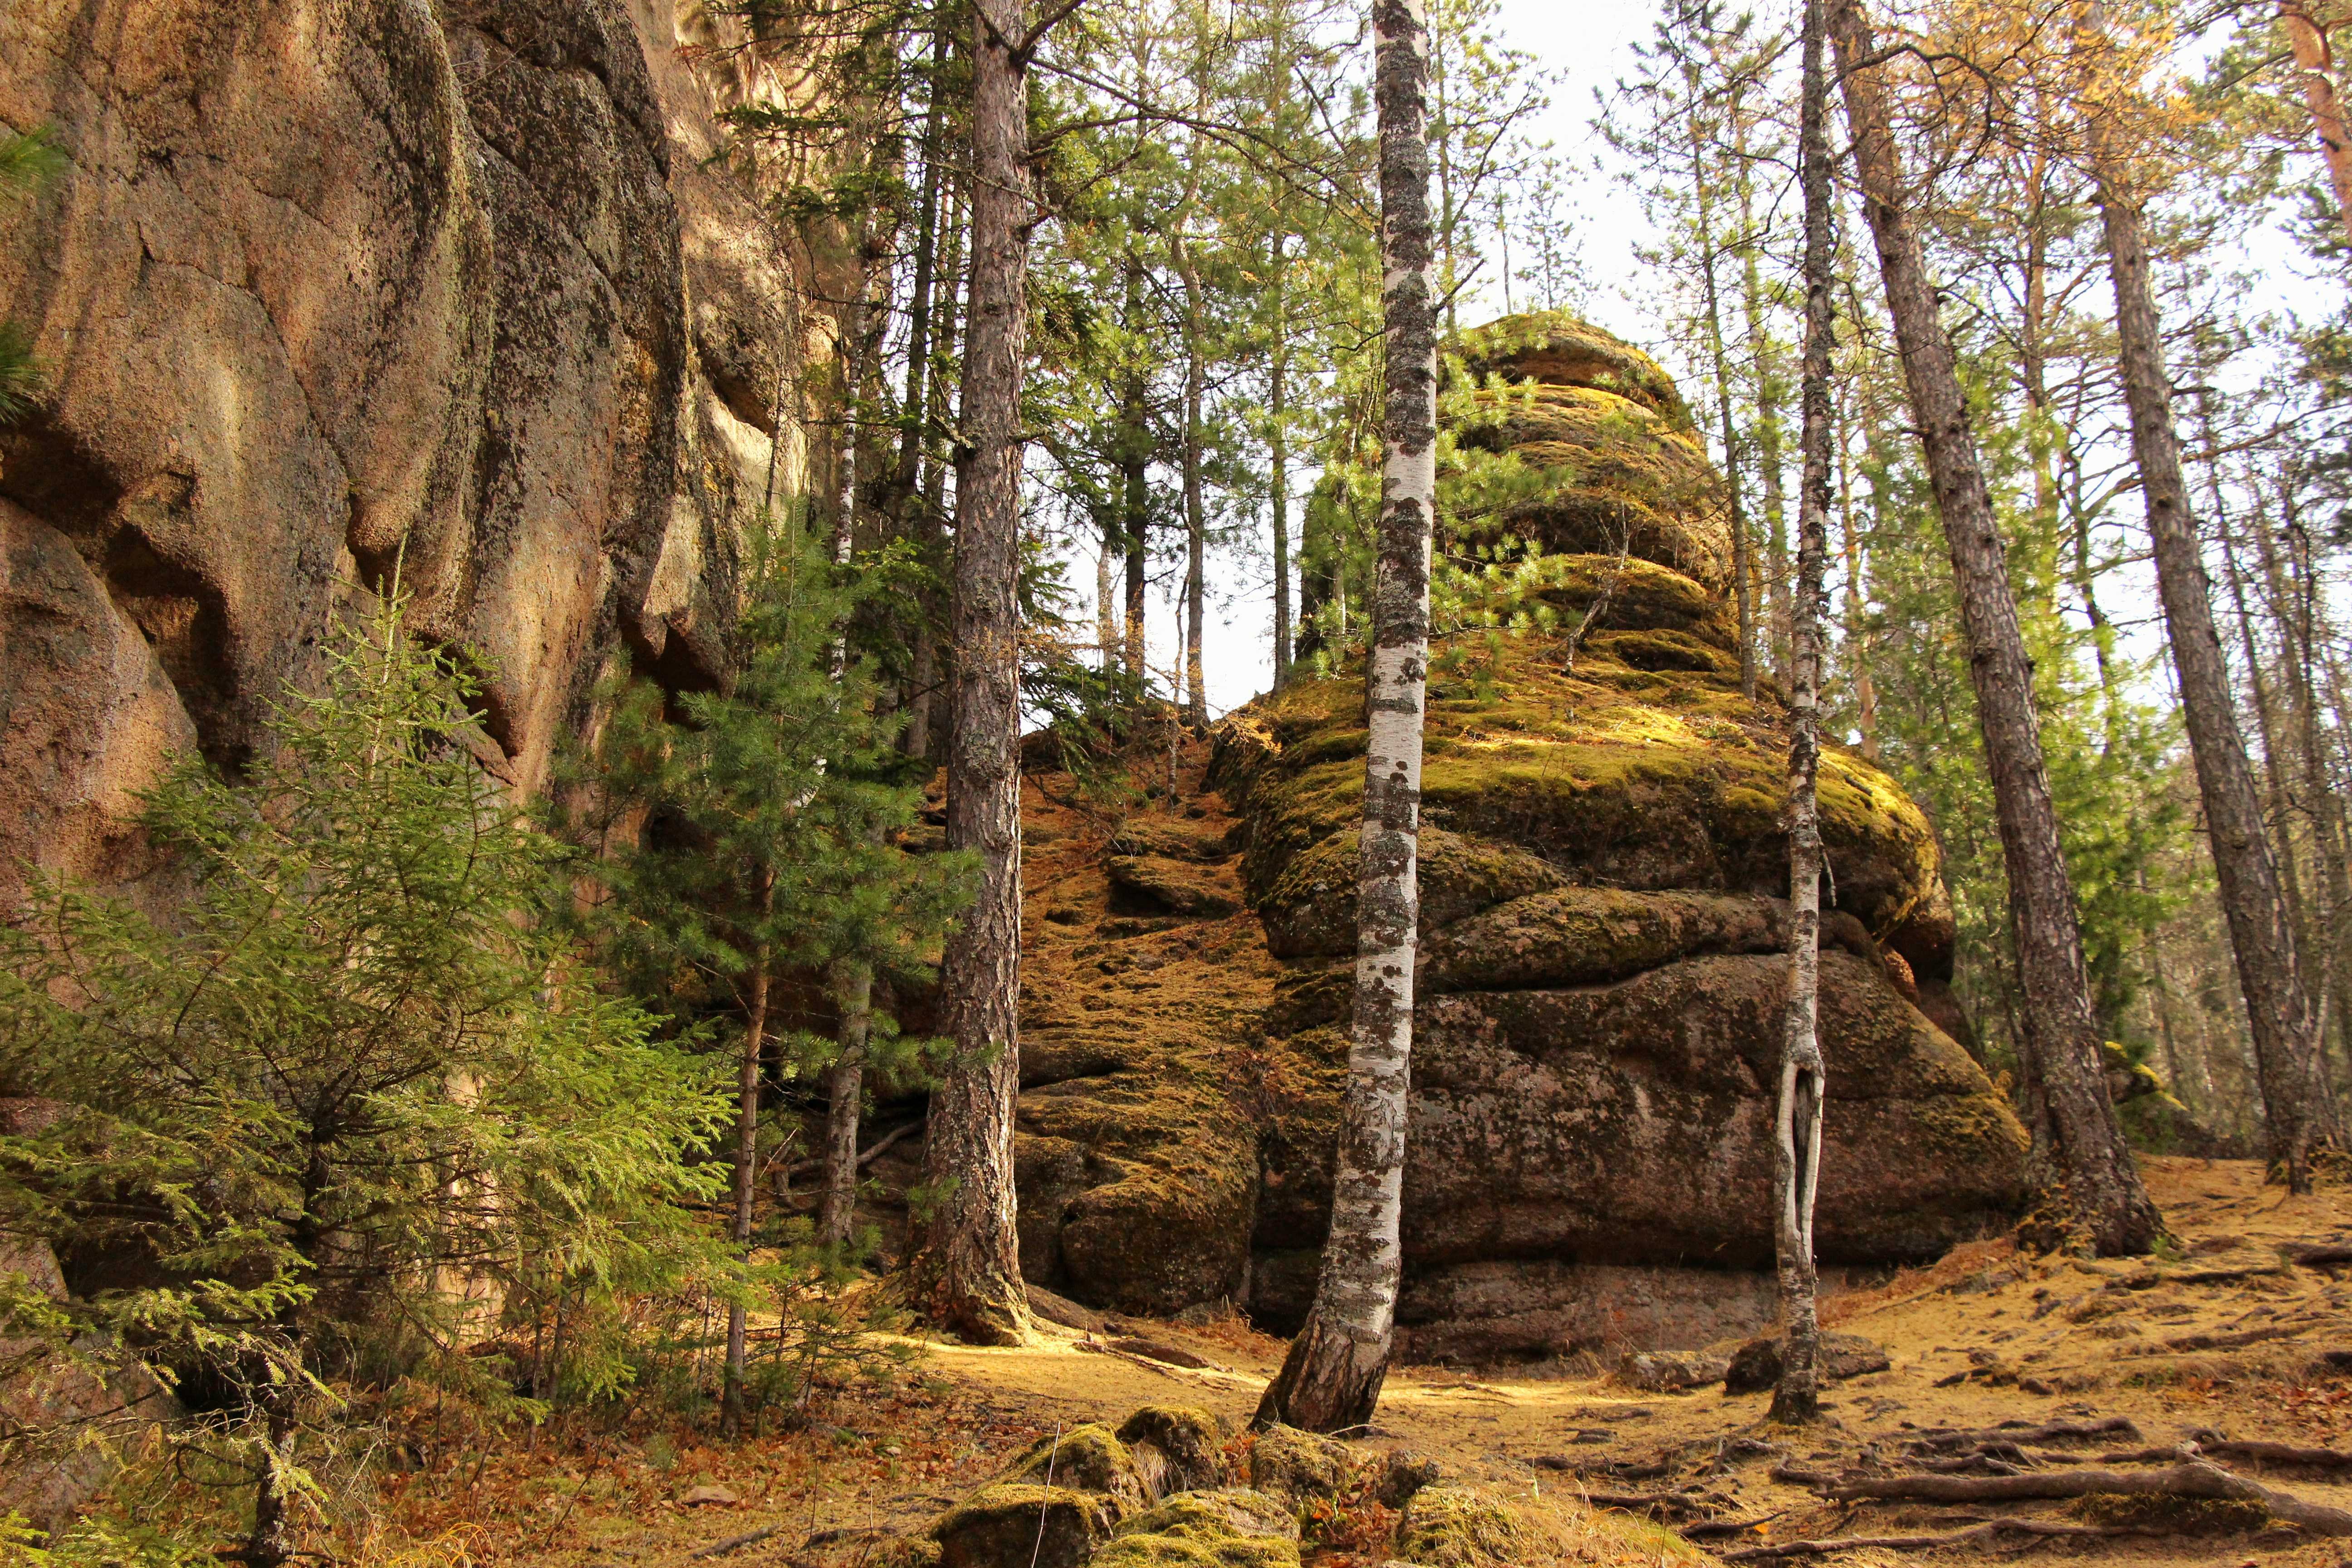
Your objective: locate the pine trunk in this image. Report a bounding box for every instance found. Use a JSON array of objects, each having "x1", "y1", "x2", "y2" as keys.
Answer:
[
  {"x1": 723, "y1": 947, "x2": 771, "y2": 1429},
  {"x1": 1771, "y1": 0, "x2": 1833, "y2": 1427},
  {"x1": 819, "y1": 960, "x2": 872, "y2": 1249},
  {"x1": 1685, "y1": 67, "x2": 1758, "y2": 699},
  {"x1": 904, "y1": 0, "x2": 1033, "y2": 1343},
  {"x1": 1255, "y1": 0, "x2": 1436, "y2": 1434},
  {"x1": 2097, "y1": 166, "x2": 2323, "y2": 1188},
  {"x1": 1183, "y1": 261, "x2": 1208, "y2": 726},
  {"x1": 2281, "y1": 1, "x2": 2352, "y2": 250},
  {"x1": 1828, "y1": 0, "x2": 2161, "y2": 1254},
  {"x1": 1272, "y1": 244, "x2": 1294, "y2": 687}
]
